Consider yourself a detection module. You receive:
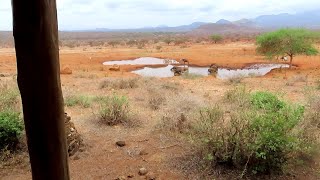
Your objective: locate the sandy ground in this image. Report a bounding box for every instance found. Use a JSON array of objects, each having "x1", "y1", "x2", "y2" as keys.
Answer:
[{"x1": 1, "y1": 43, "x2": 320, "y2": 179}]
